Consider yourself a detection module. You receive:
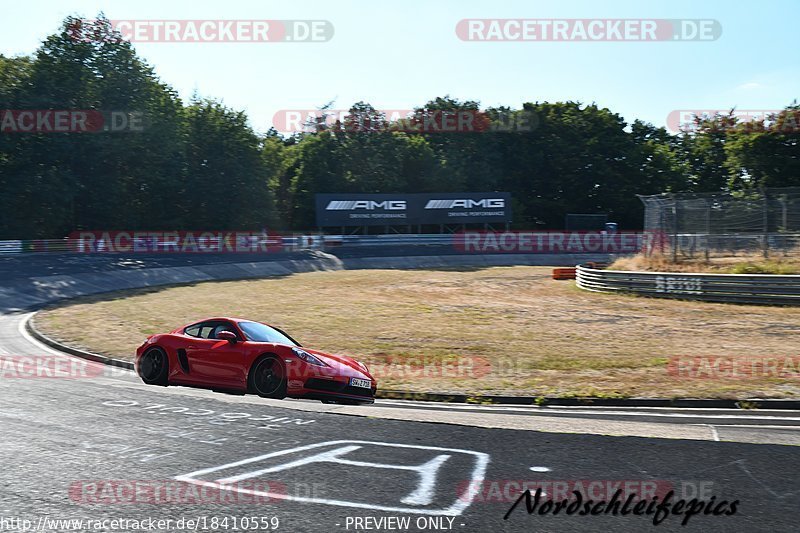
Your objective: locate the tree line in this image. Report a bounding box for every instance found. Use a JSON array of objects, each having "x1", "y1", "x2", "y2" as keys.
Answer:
[{"x1": 0, "y1": 16, "x2": 797, "y2": 239}]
